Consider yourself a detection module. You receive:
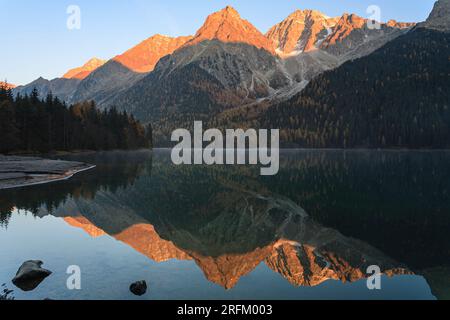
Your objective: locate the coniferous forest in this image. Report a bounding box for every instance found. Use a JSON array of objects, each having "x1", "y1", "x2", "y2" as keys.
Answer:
[
  {"x1": 261, "y1": 28, "x2": 450, "y2": 148},
  {"x1": 0, "y1": 85, "x2": 152, "y2": 154}
]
